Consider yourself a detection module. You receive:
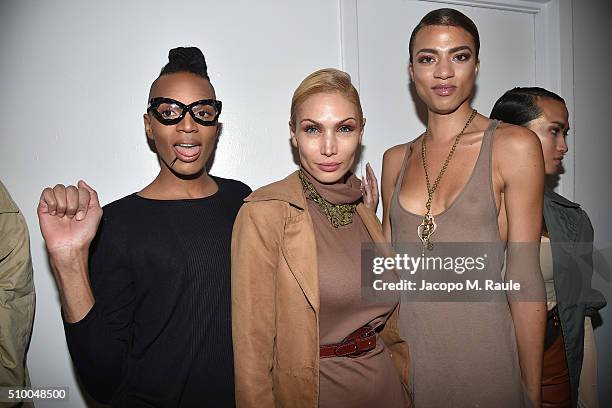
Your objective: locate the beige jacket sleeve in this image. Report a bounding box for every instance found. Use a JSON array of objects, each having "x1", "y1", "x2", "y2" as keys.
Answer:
[
  {"x1": 0, "y1": 181, "x2": 35, "y2": 391},
  {"x1": 231, "y1": 201, "x2": 284, "y2": 408}
]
